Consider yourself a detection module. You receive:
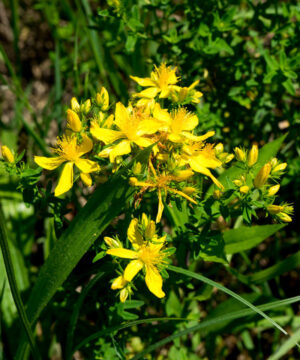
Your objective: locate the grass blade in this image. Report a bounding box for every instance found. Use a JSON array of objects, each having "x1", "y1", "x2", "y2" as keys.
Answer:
[
  {"x1": 131, "y1": 296, "x2": 300, "y2": 360},
  {"x1": 0, "y1": 205, "x2": 41, "y2": 360},
  {"x1": 168, "y1": 265, "x2": 288, "y2": 335}
]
